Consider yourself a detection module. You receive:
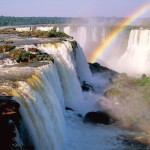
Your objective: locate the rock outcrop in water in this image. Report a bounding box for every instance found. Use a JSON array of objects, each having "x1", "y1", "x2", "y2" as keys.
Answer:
[
  {"x1": 81, "y1": 81, "x2": 94, "y2": 92},
  {"x1": 84, "y1": 111, "x2": 114, "y2": 125},
  {"x1": 89, "y1": 62, "x2": 117, "y2": 75}
]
